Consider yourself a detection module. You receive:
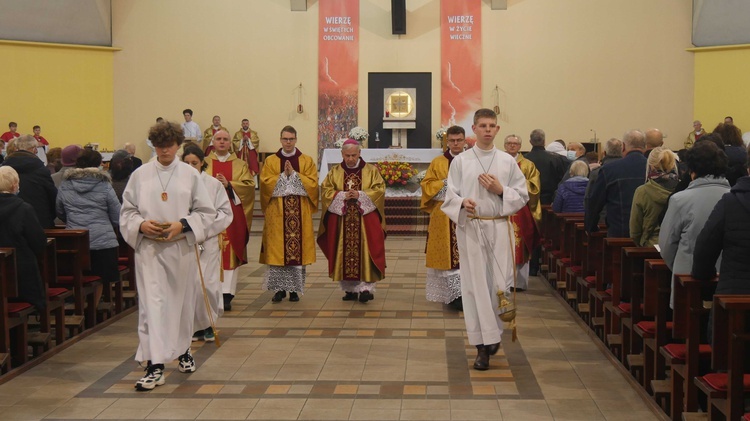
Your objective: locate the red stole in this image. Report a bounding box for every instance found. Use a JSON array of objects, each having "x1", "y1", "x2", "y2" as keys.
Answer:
[
  {"x1": 0, "y1": 132, "x2": 19, "y2": 142},
  {"x1": 212, "y1": 160, "x2": 249, "y2": 269},
  {"x1": 511, "y1": 161, "x2": 541, "y2": 264},
  {"x1": 238, "y1": 133, "x2": 259, "y2": 173},
  {"x1": 278, "y1": 149, "x2": 303, "y2": 266}
]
